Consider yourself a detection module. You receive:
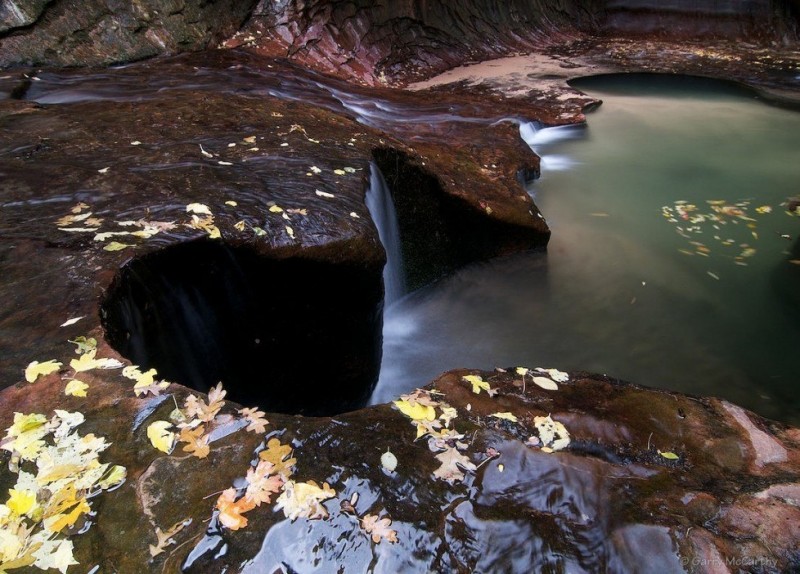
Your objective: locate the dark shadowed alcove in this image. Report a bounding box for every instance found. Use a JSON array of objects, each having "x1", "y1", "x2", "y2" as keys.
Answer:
[{"x1": 100, "y1": 239, "x2": 383, "y2": 416}]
